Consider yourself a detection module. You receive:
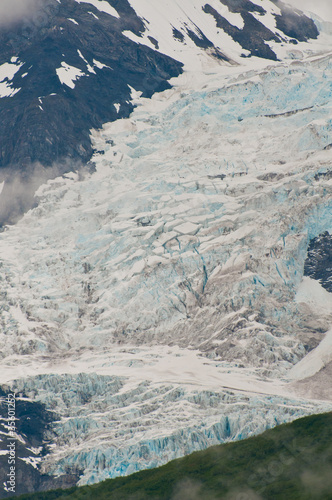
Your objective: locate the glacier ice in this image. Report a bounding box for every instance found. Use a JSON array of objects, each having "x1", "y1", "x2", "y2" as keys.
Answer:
[
  {"x1": 10, "y1": 372, "x2": 332, "y2": 486},
  {"x1": 1, "y1": 53, "x2": 331, "y2": 367},
  {"x1": 0, "y1": 50, "x2": 332, "y2": 485}
]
